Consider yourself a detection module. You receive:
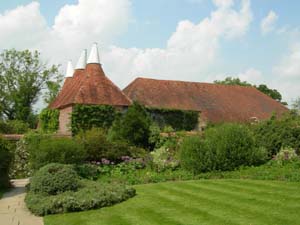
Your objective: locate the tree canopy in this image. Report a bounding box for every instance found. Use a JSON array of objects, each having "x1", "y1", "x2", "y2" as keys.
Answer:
[
  {"x1": 214, "y1": 77, "x2": 286, "y2": 105},
  {"x1": 0, "y1": 49, "x2": 62, "y2": 126}
]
